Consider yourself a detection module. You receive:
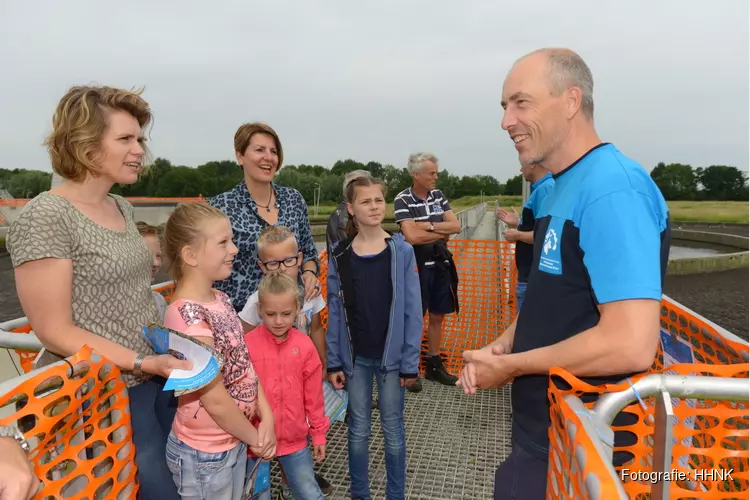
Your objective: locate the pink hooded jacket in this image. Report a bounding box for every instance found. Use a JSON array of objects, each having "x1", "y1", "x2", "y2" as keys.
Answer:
[{"x1": 244, "y1": 324, "x2": 329, "y2": 457}]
